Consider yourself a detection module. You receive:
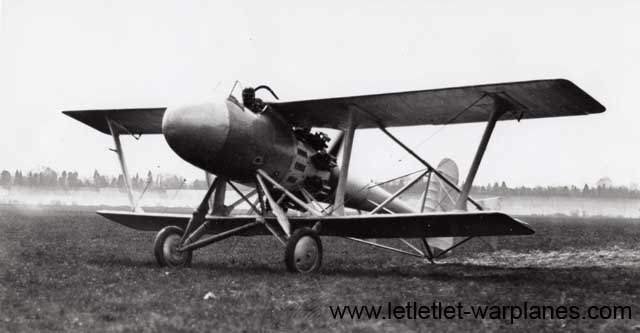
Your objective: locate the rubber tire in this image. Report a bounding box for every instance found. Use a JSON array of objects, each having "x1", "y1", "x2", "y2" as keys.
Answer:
[
  {"x1": 284, "y1": 227, "x2": 323, "y2": 273},
  {"x1": 154, "y1": 226, "x2": 192, "y2": 267}
]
